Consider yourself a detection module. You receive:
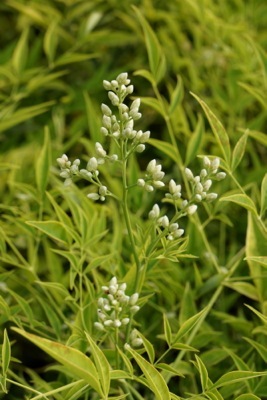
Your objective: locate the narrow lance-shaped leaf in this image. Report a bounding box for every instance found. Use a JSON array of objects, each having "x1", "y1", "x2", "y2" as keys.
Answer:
[
  {"x1": 84, "y1": 332, "x2": 110, "y2": 397},
  {"x1": 12, "y1": 328, "x2": 103, "y2": 396},
  {"x1": 195, "y1": 355, "x2": 209, "y2": 391},
  {"x1": 133, "y1": 6, "x2": 165, "y2": 82},
  {"x1": 125, "y1": 345, "x2": 171, "y2": 400},
  {"x1": 185, "y1": 115, "x2": 203, "y2": 166},
  {"x1": 260, "y1": 173, "x2": 267, "y2": 217},
  {"x1": 174, "y1": 306, "x2": 208, "y2": 342},
  {"x1": 231, "y1": 131, "x2": 248, "y2": 172},
  {"x1": 220, "y1": 194, "x2": 258, "y2": 216},
  {"x1": 2, "y1": 329, "x2": 11, "y2": 376},
  {"x1": 190, "y1": 92, "x2": 231, "y2": 166},
  {"x1": 210, "y1": 371, "x2": 267, "y2": 390},
  {"x1": 169, "y1": 75, "x2": 184, "y2": 115},
  {"x1": 12, "y1": 27, "x2": 29, "y2": 74},
  {"x1": 36, "y1": 126, "x2": 51, "y2": 196}
]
